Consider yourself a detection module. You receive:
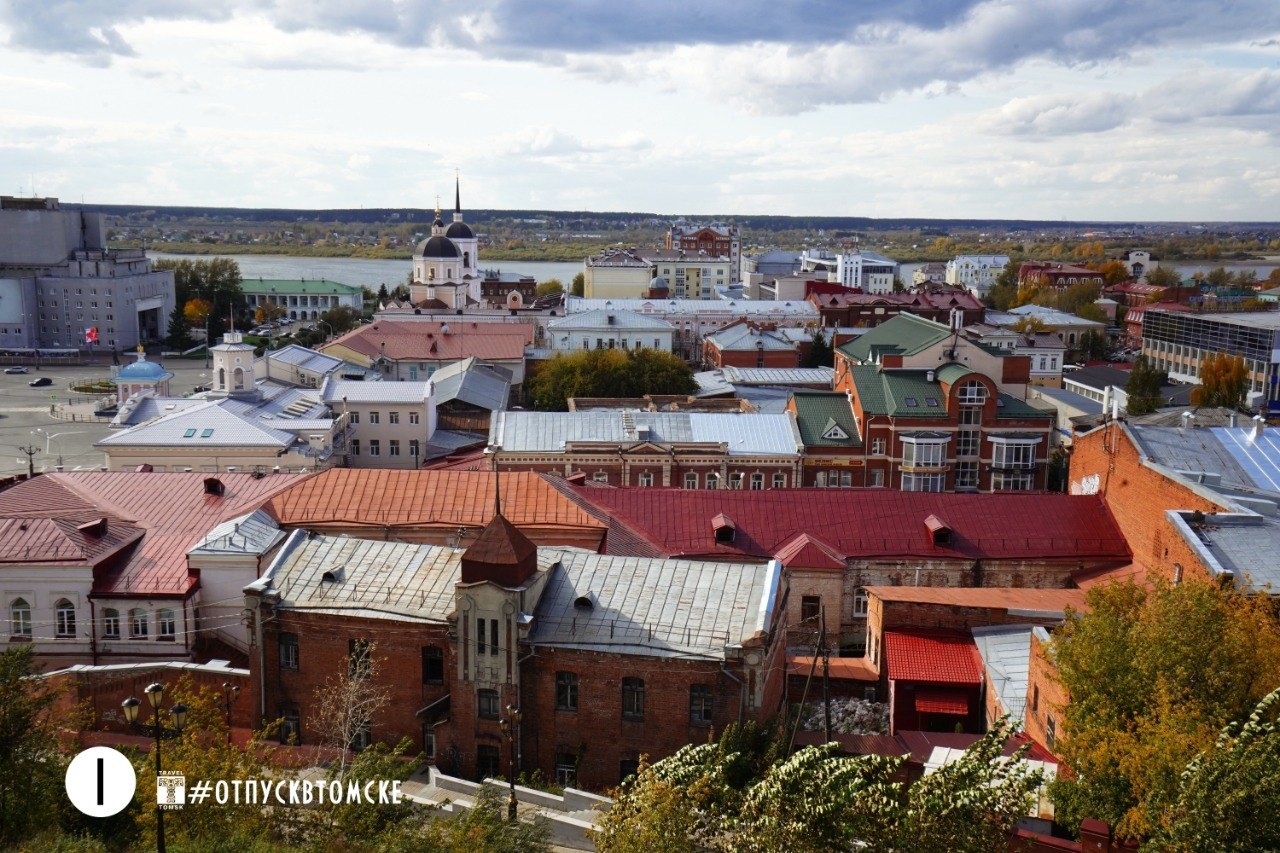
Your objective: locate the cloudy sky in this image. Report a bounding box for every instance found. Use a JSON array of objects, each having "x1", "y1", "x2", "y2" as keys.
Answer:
[{"x1": 2, "y1": 1, "x2": 1279, "y2": 220}]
